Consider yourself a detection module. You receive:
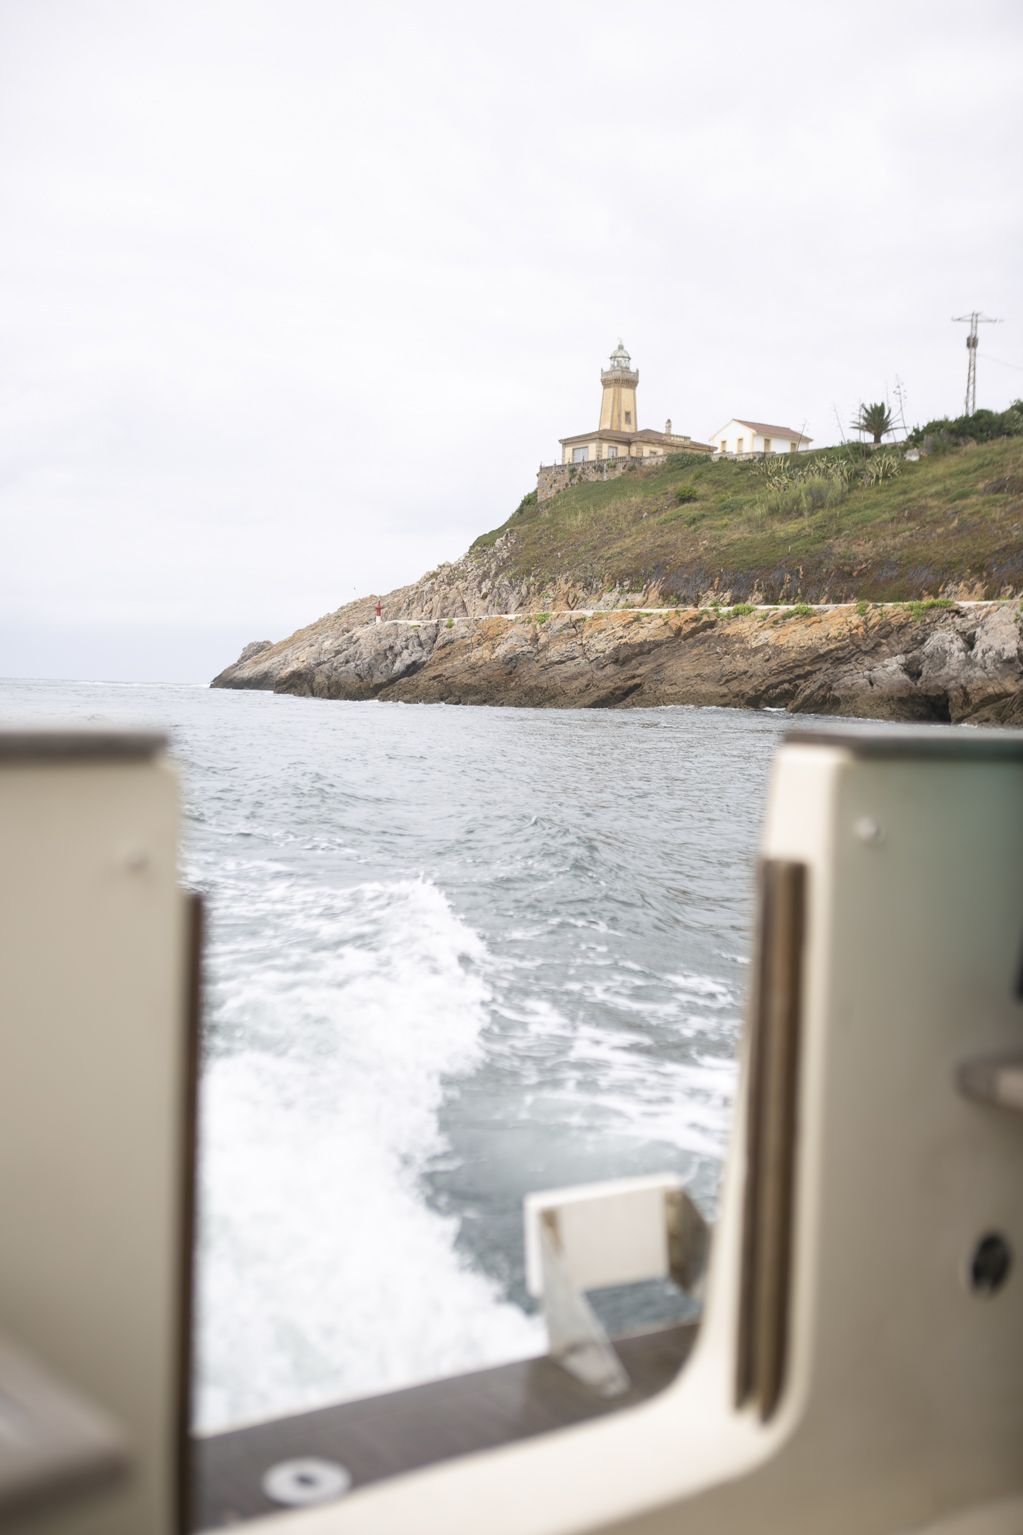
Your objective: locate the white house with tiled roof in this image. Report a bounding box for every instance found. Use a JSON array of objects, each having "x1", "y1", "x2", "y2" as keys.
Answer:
[{"x1": 710, "y1": 418, "x2": 812, "y2": 458}]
